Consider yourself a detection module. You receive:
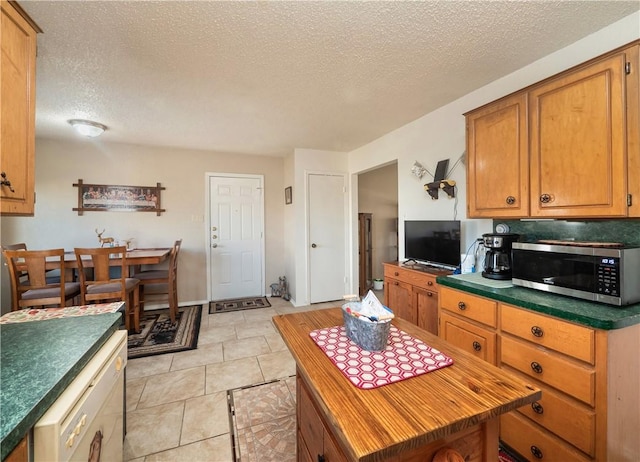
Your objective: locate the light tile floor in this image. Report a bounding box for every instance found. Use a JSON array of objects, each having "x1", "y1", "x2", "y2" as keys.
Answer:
[{"x1": 124, "y1": 296, "x2": 341, "y2": 462}]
